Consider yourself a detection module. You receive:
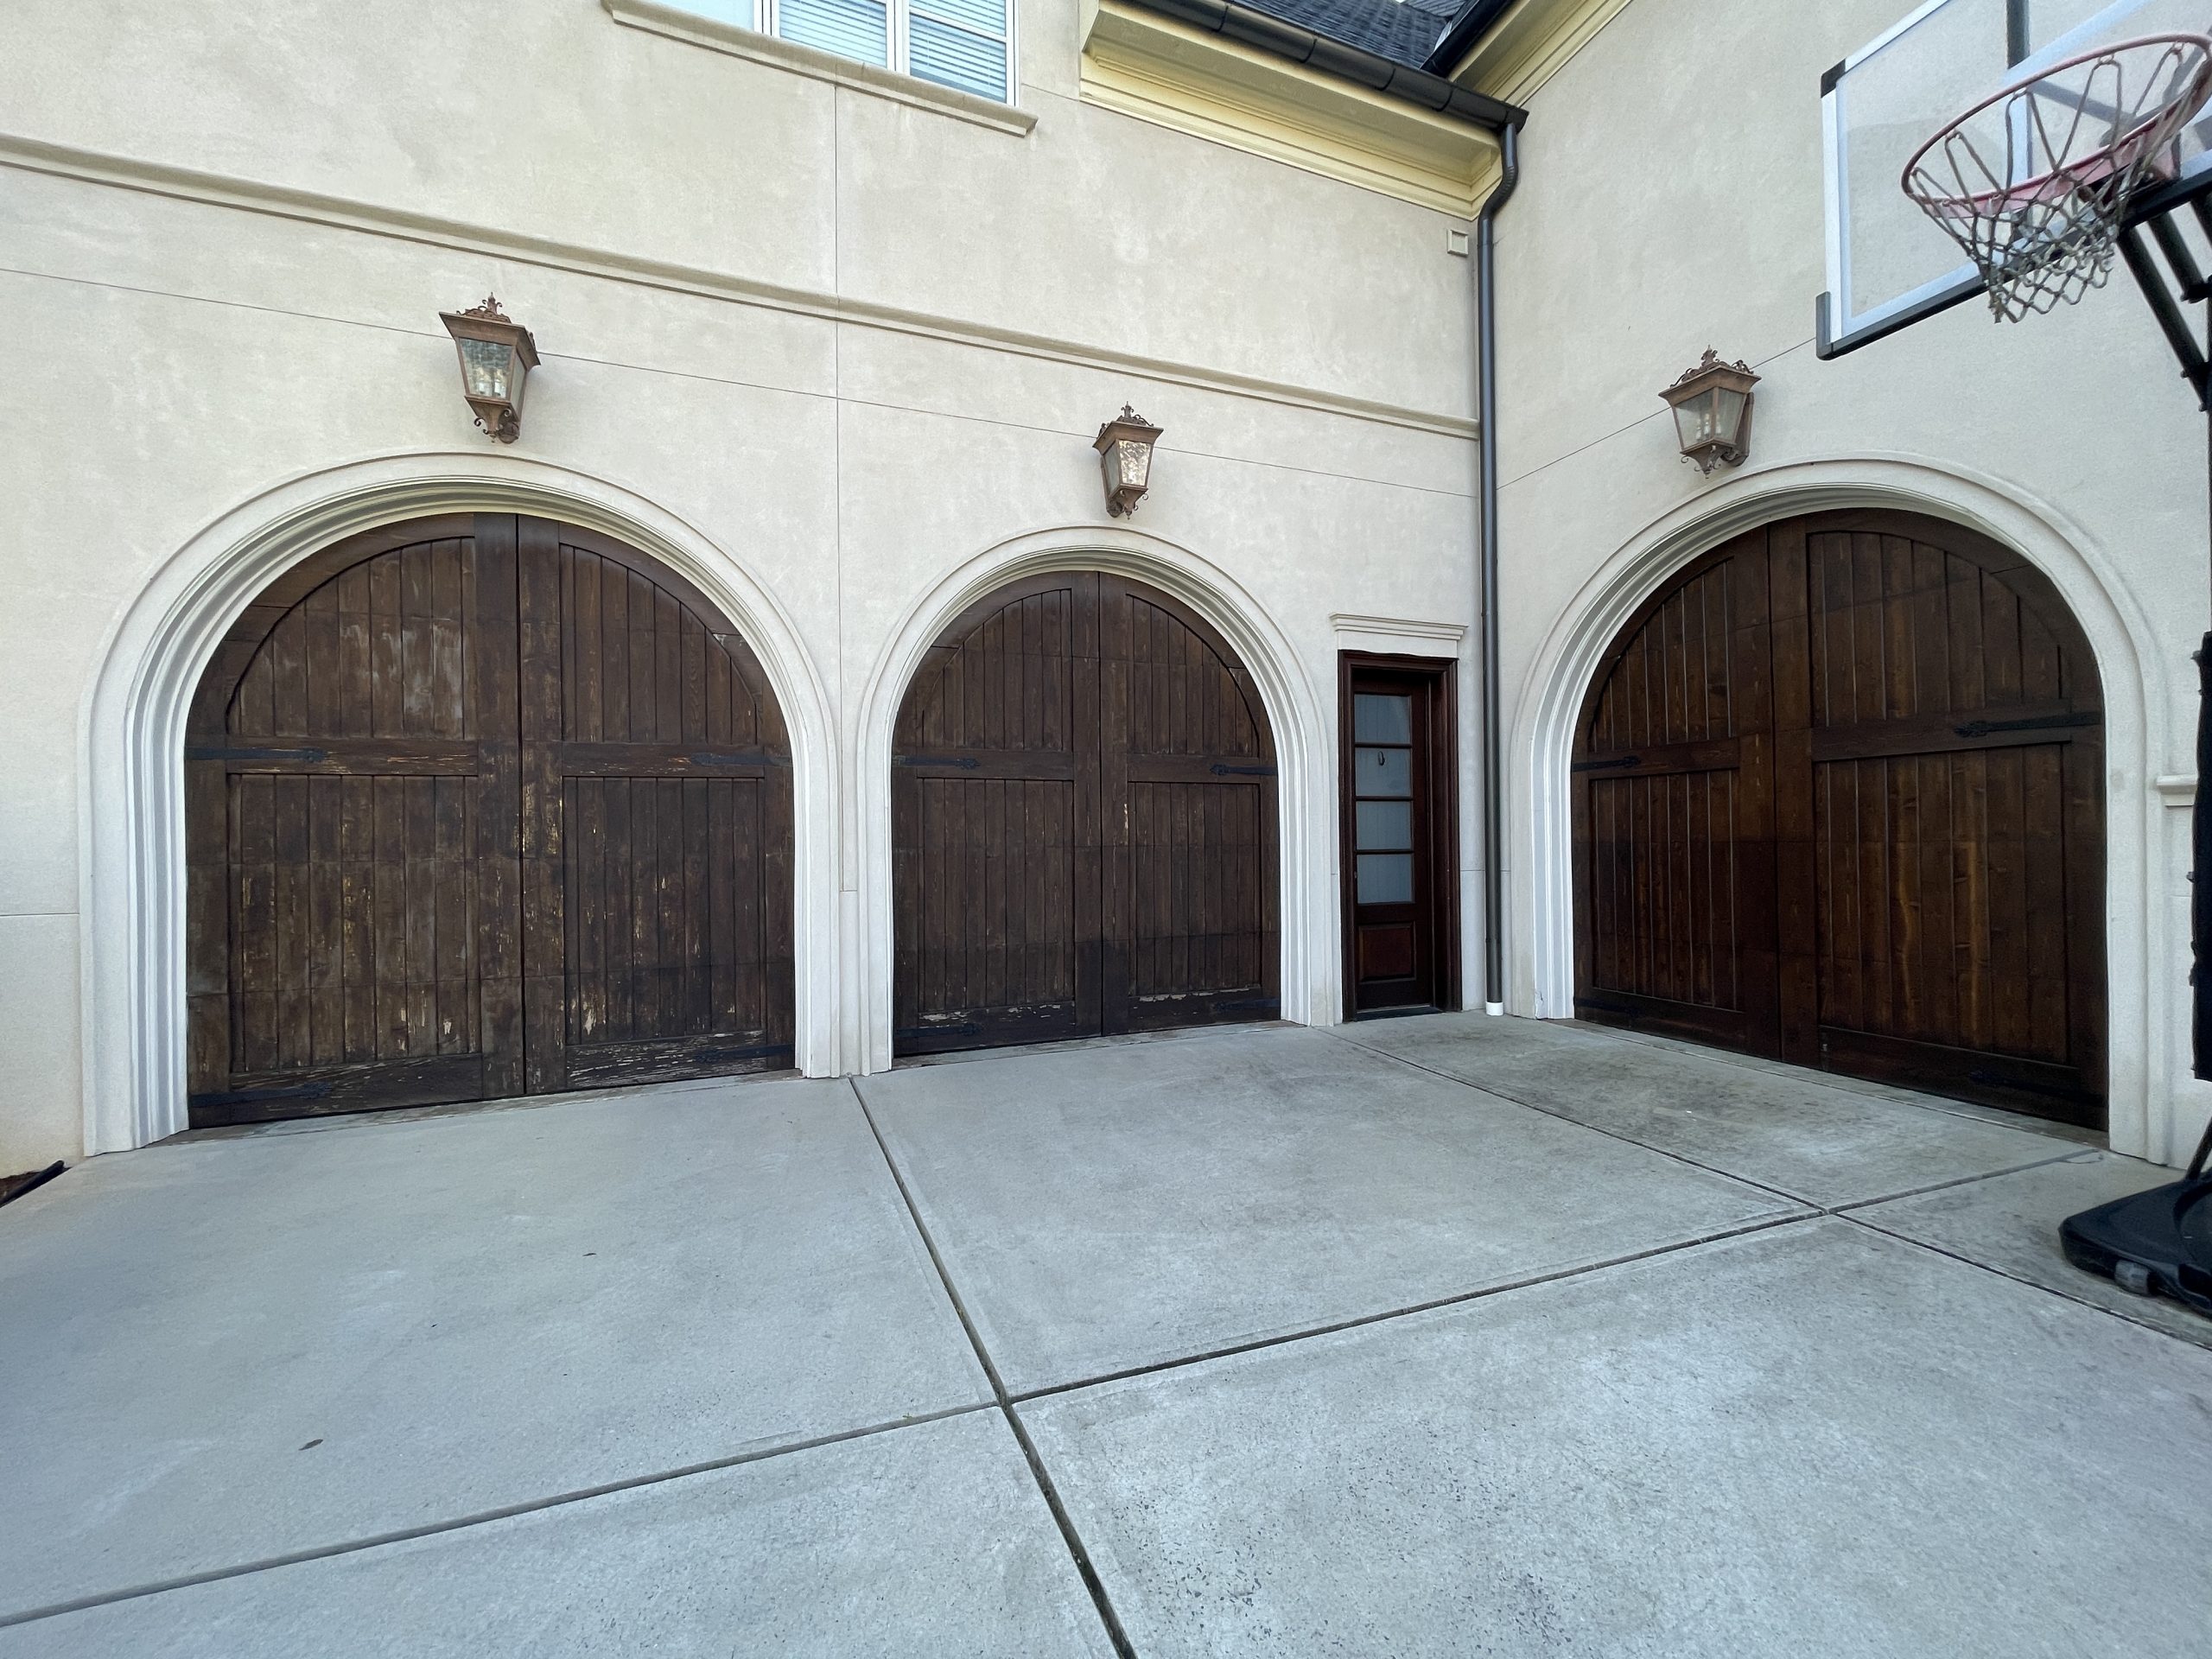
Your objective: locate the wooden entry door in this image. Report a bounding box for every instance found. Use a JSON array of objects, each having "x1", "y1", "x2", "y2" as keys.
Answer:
[
  {"x1": 186, "y1": 513, "x2": 793, "y2": 1128},
  {"x1": 1340, "y1": 657, "x2": 1460, "y2": 1015},
  {"x1": 892, "y1": 571, "x2": 1279, "y2": 1055},
  {"x1": 1571, "y1": 510, "x2": 2107, "y2": 1127}
]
